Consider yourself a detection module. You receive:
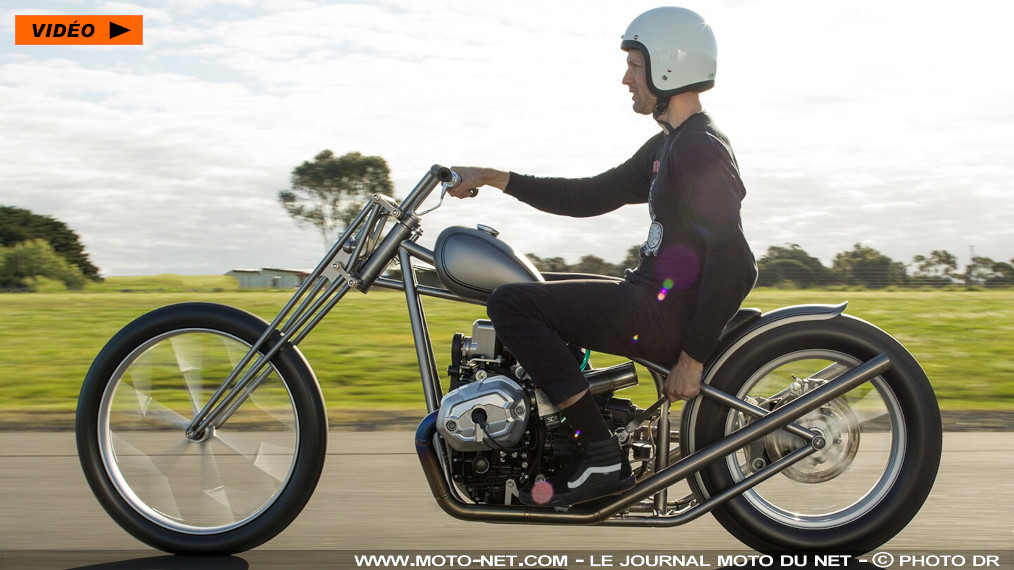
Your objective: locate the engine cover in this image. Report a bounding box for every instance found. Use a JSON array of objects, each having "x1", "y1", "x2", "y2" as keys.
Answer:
[{"x1": 436, "y1": 375, "x2": 529, "y2": 451}]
